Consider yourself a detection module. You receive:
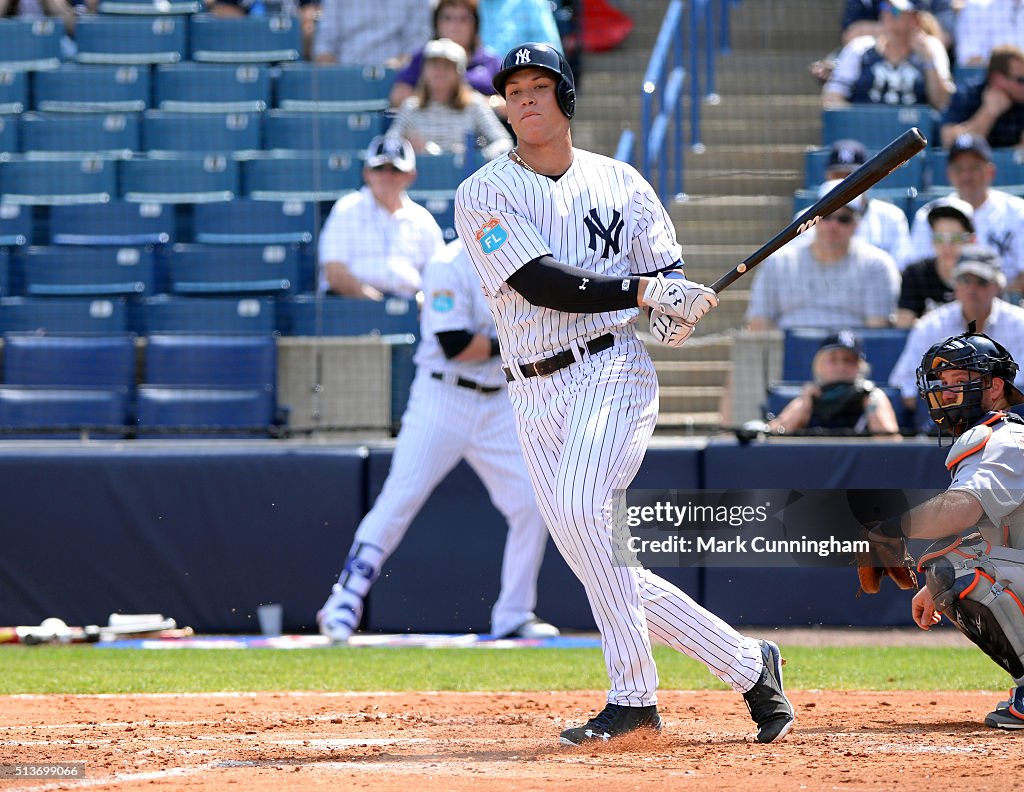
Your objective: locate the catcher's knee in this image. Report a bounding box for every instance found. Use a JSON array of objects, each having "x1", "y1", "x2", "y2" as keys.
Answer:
[{"x1": 920, "y1": 534, "x2": 1024, "y2": 684}]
